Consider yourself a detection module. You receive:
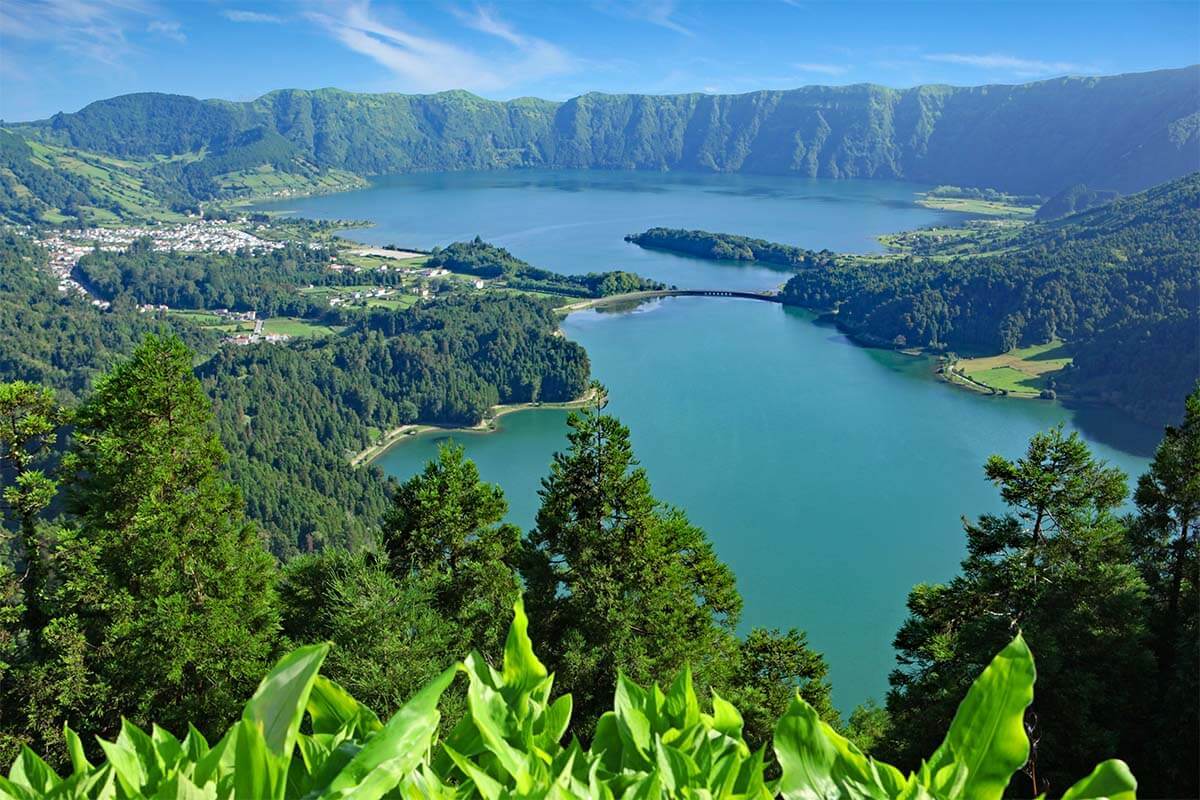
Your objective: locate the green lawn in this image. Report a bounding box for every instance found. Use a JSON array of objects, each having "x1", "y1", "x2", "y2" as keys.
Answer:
[
  {"x1": 364, "y1": 296, "x2": 419, "y2": 310},
  {"x1": 956, "y1": 341, "x2": 1072, "y2": 395},
  {"x1": 915, "y1": 195, "x2": 1038, "y2": 218},
  {"x1": 262, "y1": 317, "x2": 343, "y2": 337}
]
